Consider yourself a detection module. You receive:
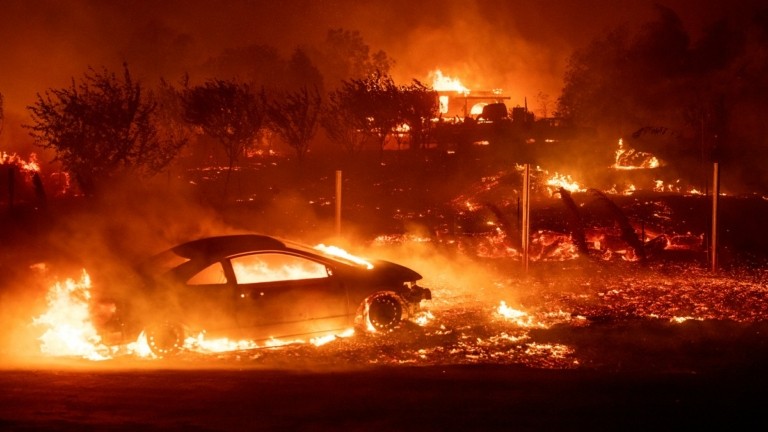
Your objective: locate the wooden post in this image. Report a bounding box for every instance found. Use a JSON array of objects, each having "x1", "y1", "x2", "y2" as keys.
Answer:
[
  {"x1": 711, "y1": 162, "x2": 720, "y2": 272},
  {"x1": 335, "y1": 170, "x2": 342, "y2": 238},
  {"x1": 522, "y1": 163, "x2": 531, "y2": 273}
]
